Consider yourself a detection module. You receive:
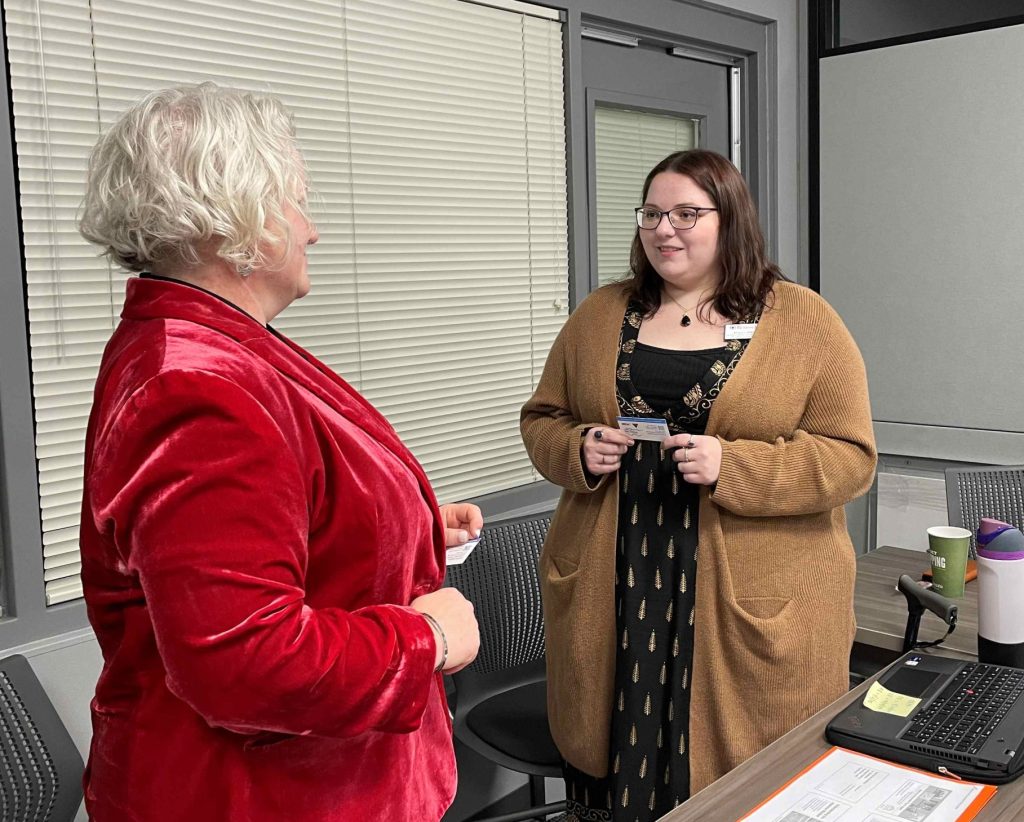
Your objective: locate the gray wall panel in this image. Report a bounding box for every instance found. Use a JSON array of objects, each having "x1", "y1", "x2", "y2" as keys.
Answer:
[{"x1": 820, "y1": 24, "x2": 1024, "y2": 442}]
